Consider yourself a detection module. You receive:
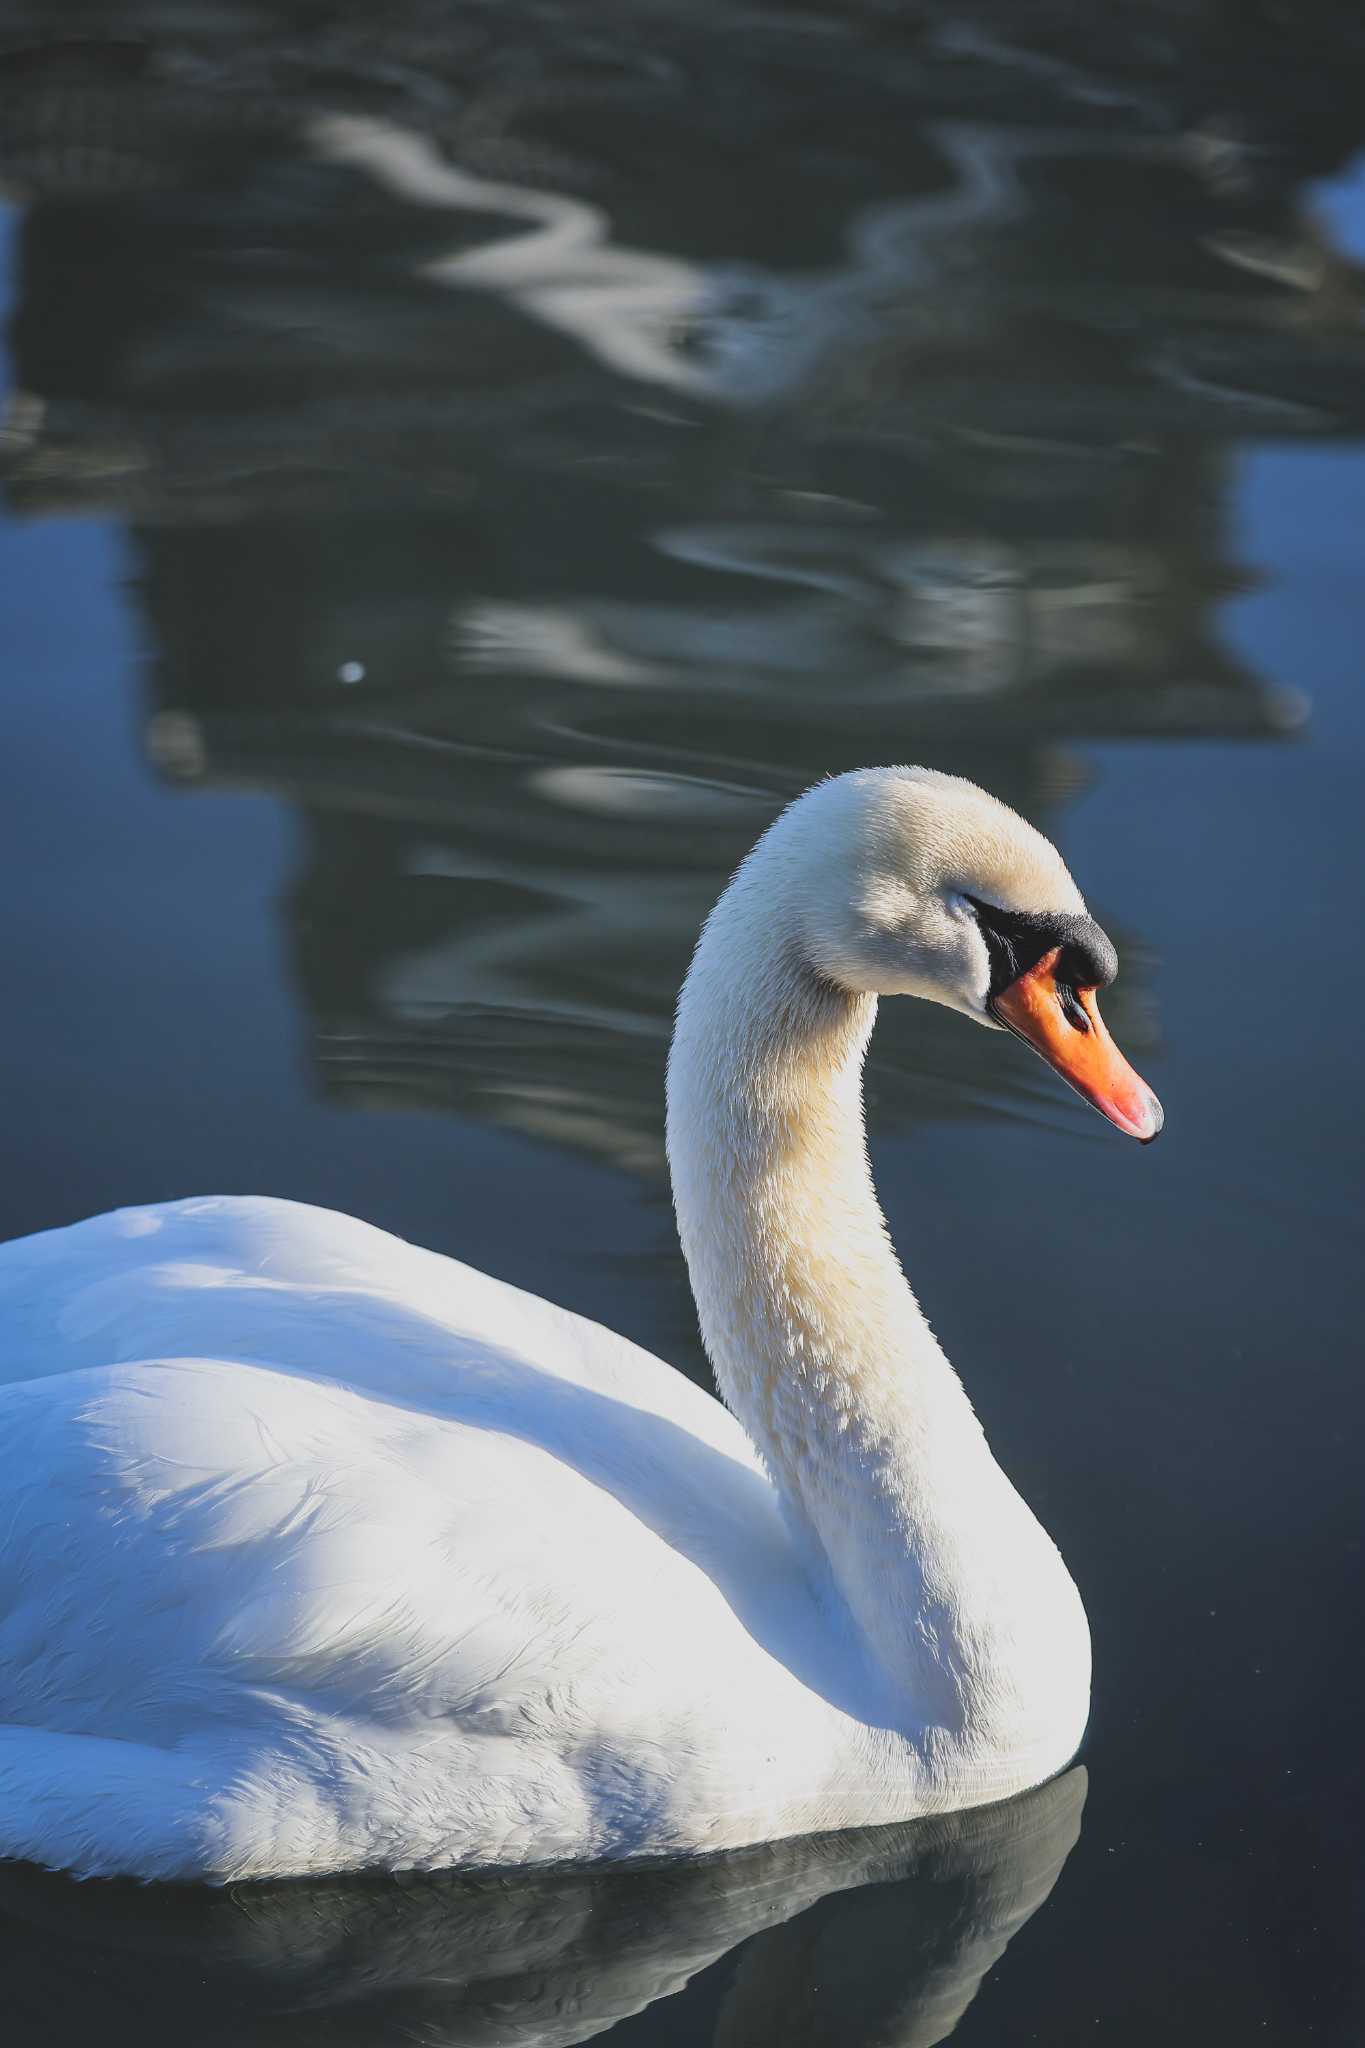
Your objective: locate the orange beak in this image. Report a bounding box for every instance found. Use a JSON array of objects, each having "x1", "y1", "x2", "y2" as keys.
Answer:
[{"x1": 991, "y1": 947, "x2": 1163, "y2": 1142}]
